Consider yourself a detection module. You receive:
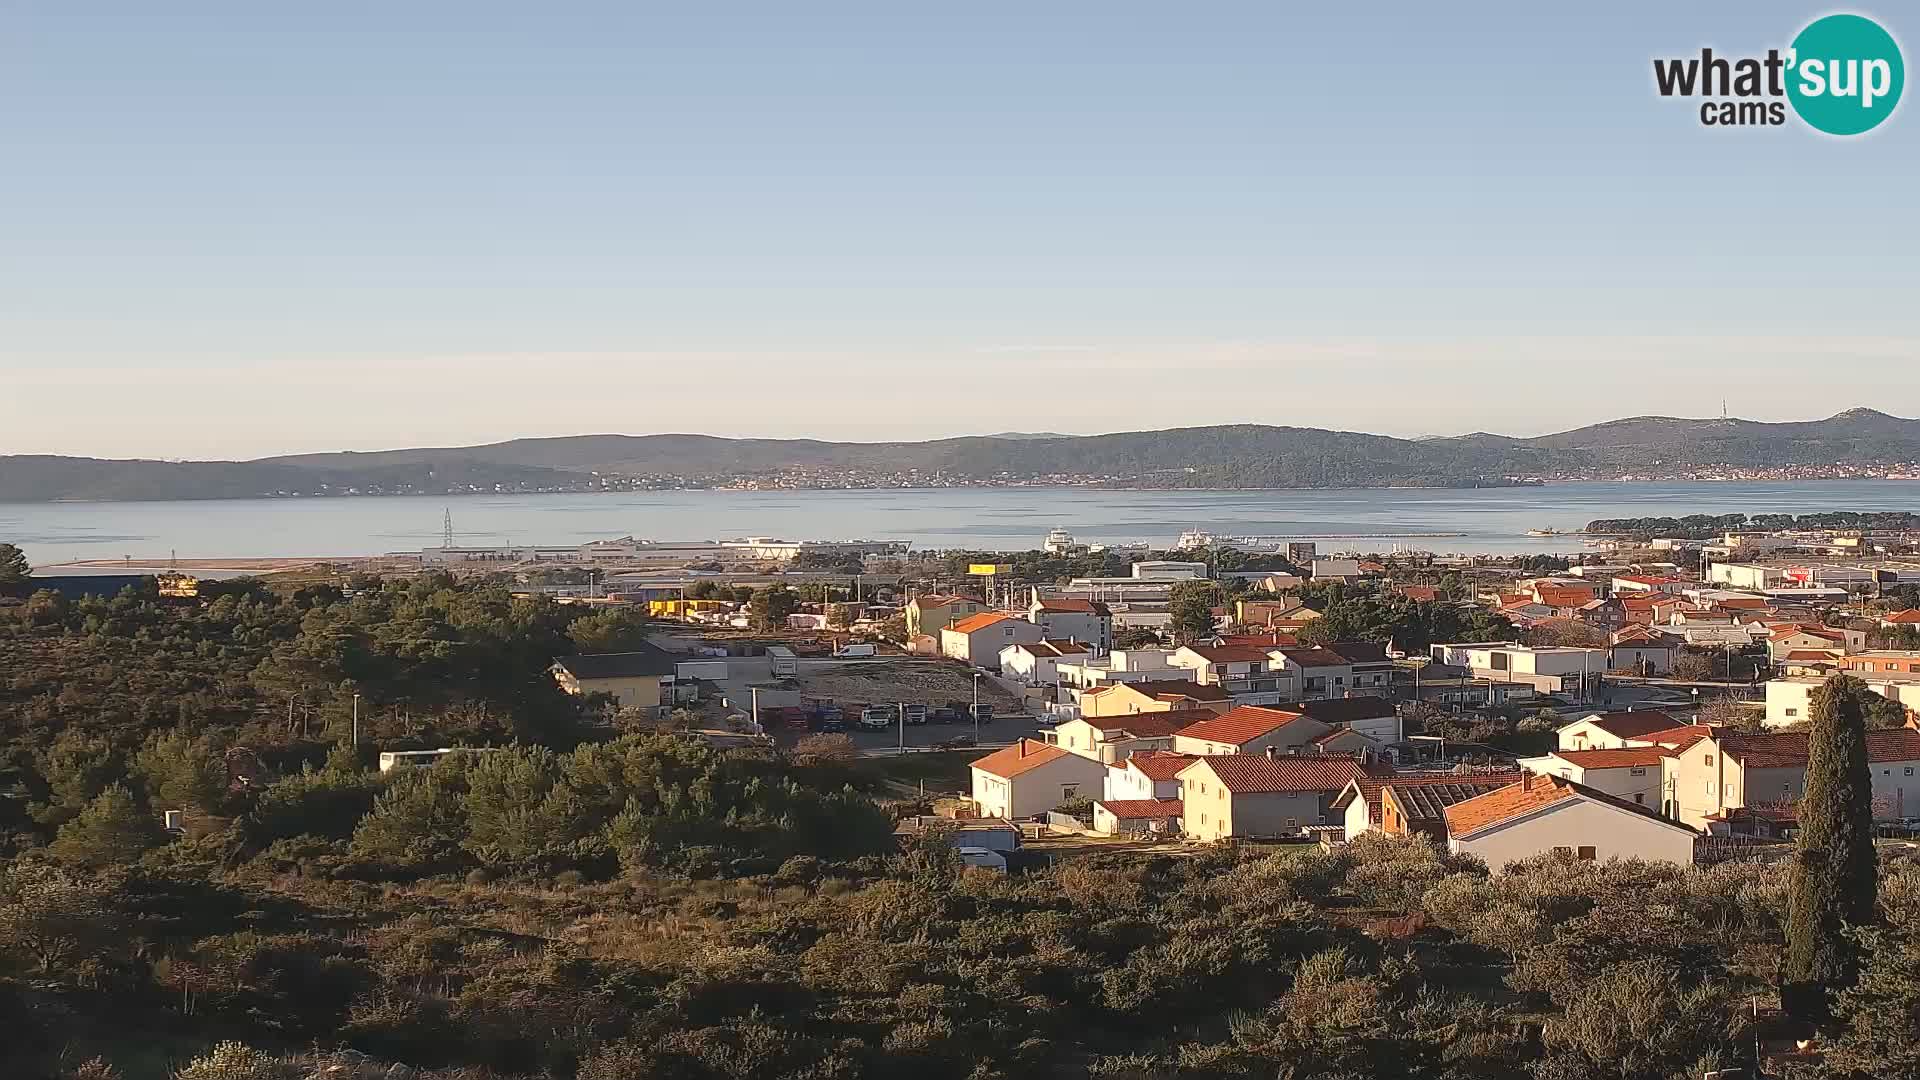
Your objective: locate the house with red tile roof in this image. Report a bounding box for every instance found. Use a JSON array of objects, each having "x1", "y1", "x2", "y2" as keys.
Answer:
[
  {"x1": 1664, "y1": 725, "x2": 1920, "y2": 829},
  {"x1": 940, "y1": 612, "x2": 1043, "y2": 668},
  {"x1": 1555, "y1": 710, "x2": 1686, "y2": 752},
  {"x1": 999, "y1": 639, "x2": 1091, "y2": 684},
  {"x1": 1092, "y1": 798, "x2": 1184, "y2": 836},
  {"x1": 1027, "y1": 596, "x2": 1113, "y2": 652},
  {"x1": 905, "y1": 593, "x2": 987, "y2": 637},
  {"x1": 1050, "y1": 710, "x2": 1216, "y2": 764},
  {"x1": 1766, "y1": 624, "x2": 1852, "y2": 662},
  {"x1": 1177, "y1": 753, "x2": 1376, "y2": 841},
  {"x1": 969, "y1": 739, "x2": 1109, "y2": 820},
  {"x1": 1079, "y1": 679, "x2": 1232, "y2": 718},
  {"x1": 1332, "y1": 770, "x2": 1525, "y2": 841},
  {"x1": 1442, "y1": 773, "x2": 1697, "y2": 872},
  {"x1": 1609, "y1": 625, "x2": 1679, "y2": 675},
  {"x1": 1103, "y1": 750, "x2": 1200, "y2": 801},
  {"x1": 1171, "y1": 705, "x2": 1331, "y2": 756},
  {"x1": 1881, "y1": 608, "x2": 1920, "y2": 628},
  {"x1": 1516, "y1": 746, "x2": 1673, "y2": 808}
]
